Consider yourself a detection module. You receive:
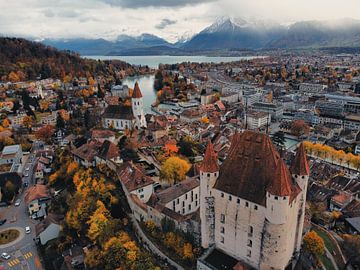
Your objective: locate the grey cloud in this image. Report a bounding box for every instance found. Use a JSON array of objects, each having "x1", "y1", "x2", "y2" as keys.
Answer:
[
  {"x1": 43, "y1": 9, "x2": 55, "y2": 17},
  {"x1": 102, "y1": 0, "x2": 217, "y2": 8},
  {"x1": 155, "y1": 18, "x2": 177, "y2": 29}
]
